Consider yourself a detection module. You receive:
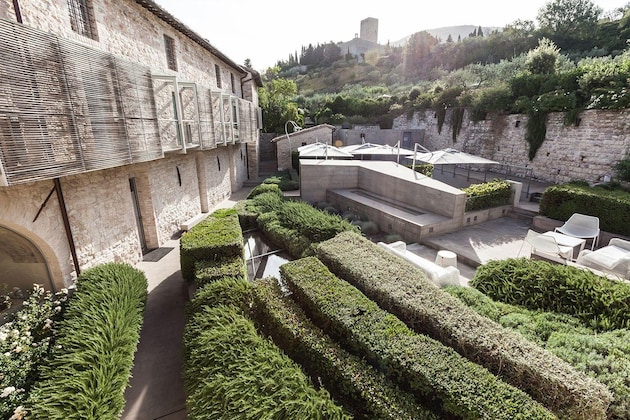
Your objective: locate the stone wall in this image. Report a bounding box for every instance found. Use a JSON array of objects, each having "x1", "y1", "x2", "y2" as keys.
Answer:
[{"x1": 394, "y1": 109, "x2": 630, "y2": 184}]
